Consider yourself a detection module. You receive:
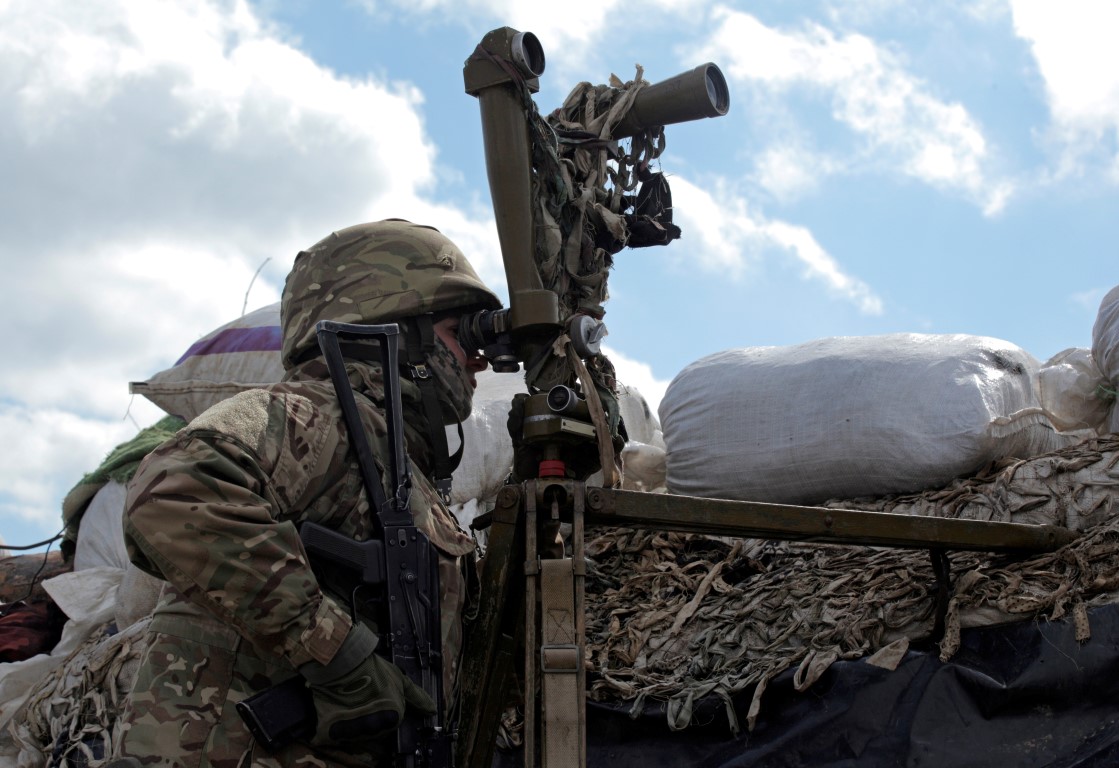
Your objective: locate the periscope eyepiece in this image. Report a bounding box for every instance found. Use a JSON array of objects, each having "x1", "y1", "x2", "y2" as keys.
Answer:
[
  {"x1": 511, "y1": 31, "x2": 545, "y2": 78},
  {"x1": 458, "y1": 308, "x2": 519, "y2": 373}
]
